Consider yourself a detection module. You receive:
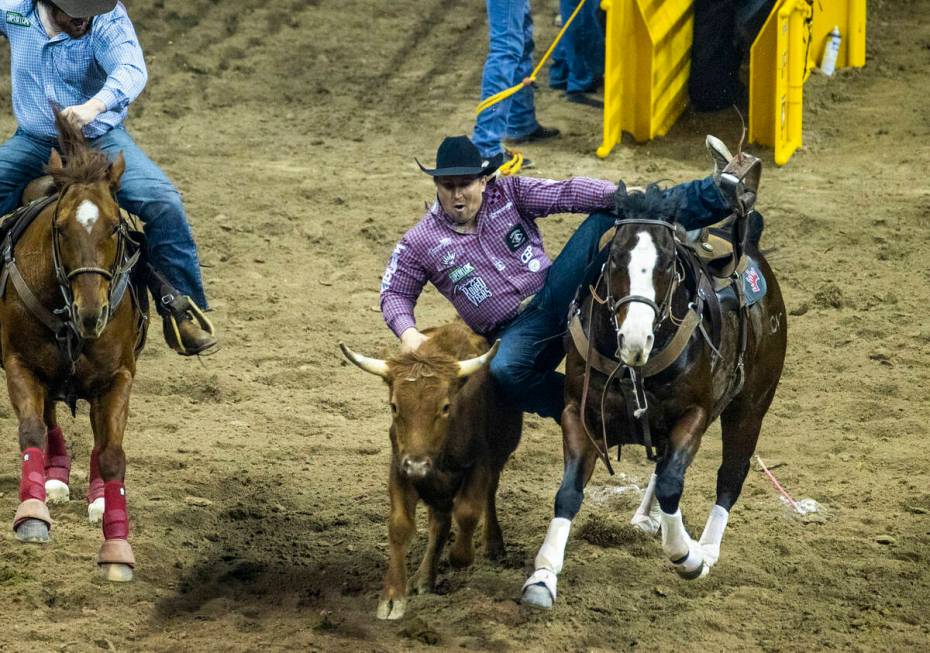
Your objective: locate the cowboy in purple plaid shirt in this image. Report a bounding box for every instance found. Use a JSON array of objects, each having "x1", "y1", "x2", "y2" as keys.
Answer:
[
  {"x1": 0, "y1": 0, "x2": 216, "y2": 355},
  {"x1": 381, "y1": 136, "x2": 734, "y2": 423}
]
